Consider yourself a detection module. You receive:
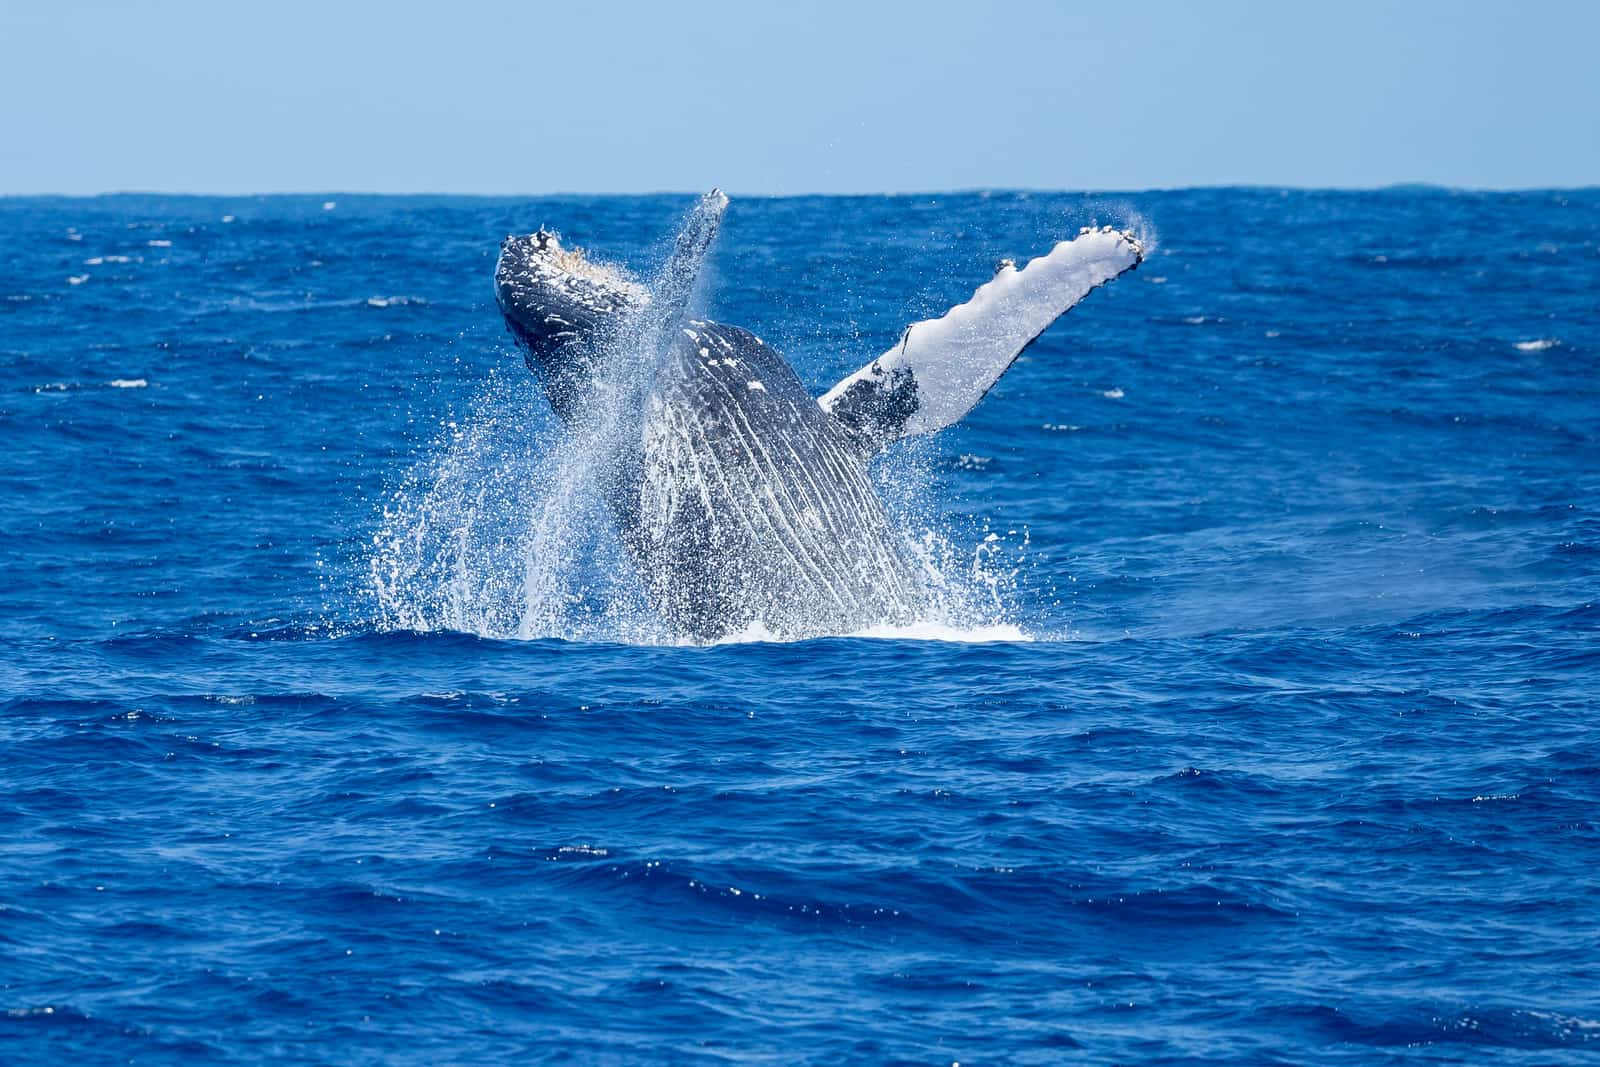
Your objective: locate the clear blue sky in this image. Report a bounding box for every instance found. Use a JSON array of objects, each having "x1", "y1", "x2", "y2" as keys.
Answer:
[{"x1": 3, "y1": 0, "x2": 1596, "y2": 195}]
